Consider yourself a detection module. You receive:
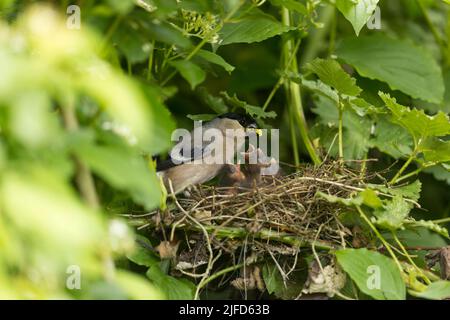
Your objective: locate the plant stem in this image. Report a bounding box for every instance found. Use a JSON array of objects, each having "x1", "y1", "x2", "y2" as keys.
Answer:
[
  {"x1": 281, "y1": 8, "x2": 321, "y2": 165},
  {"x1": 395, "y1": 167, "x2": 424, "y2": 184},
  {"x1": 61, "y1": 103, "x2": 99, "y2": 209},
  {"x1": 338, "y1": 102, "x2": 344, "y2": 160},
  {"x1": 301, "y1": 4, "x2": 336, "y2": 66},
  {"x1": 389, "y1": 152, "x2": 417, "y2": 185},
  {"x1": 432, "y1": 217, "x2": 450, "y2": 224},
  {"x1": 393, "y1": 233, "x2": 431, "y2": 284},
  {"x1": 147, "y1": 40, "x2": 155, "y2": 81},
  {"x1": 357, "y1": 206, "x2": 403, "y2": 273}
]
